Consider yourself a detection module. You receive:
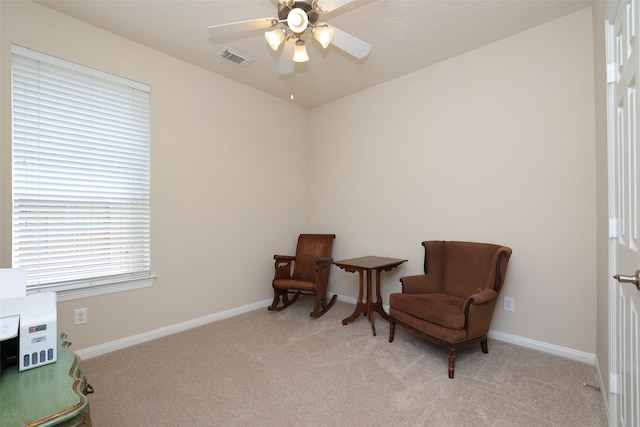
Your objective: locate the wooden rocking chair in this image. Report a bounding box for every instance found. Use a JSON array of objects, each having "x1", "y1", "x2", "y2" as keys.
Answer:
[{"x1": 268, "y1": 234, "x2": 336, "y2": 318}]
